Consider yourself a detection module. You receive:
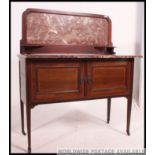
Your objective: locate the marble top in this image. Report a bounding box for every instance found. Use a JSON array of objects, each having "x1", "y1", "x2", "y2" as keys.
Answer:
[{"x1": 18, "y1": 53, "x2": 142, "y2": 59}]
